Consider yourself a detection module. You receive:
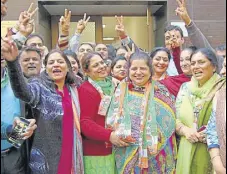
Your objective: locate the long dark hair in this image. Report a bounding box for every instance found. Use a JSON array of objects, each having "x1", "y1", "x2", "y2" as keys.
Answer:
[{"x1": 44, "y1": 49, "x2": 77, "y2": 85}]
